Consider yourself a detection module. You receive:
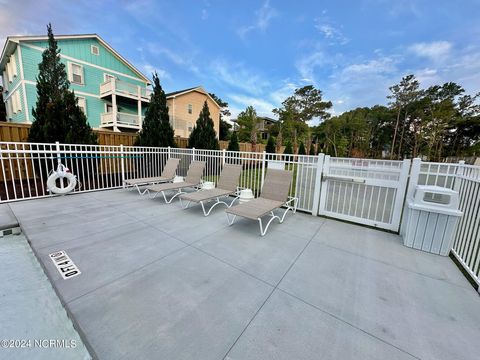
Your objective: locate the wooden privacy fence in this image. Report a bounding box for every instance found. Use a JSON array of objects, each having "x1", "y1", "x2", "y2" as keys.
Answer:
[{"x1": 0, "y1": 122, "x2": 286, "y2": 152}]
